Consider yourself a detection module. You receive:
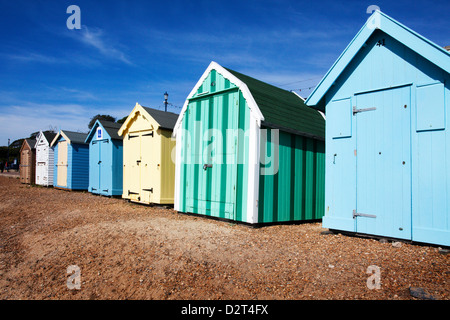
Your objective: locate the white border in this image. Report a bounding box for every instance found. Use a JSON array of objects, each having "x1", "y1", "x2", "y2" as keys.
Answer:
[
  {"x1": 246, "y1": 113, "x2": 261, "y2": 223},
  {"x1": 173, "y1": 126, "x2": 182, "y2": 211}
]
